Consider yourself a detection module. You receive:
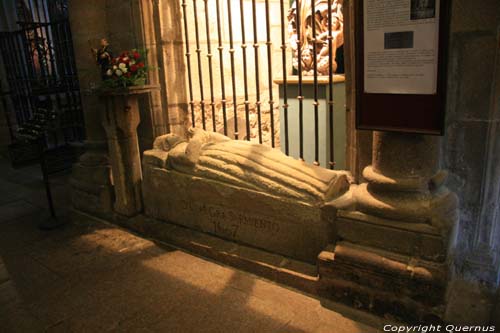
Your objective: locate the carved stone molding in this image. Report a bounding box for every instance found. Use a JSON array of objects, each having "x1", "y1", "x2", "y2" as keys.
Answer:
[{"x1": 463, "y1": 29, "x2": 500, "y2": 284}]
